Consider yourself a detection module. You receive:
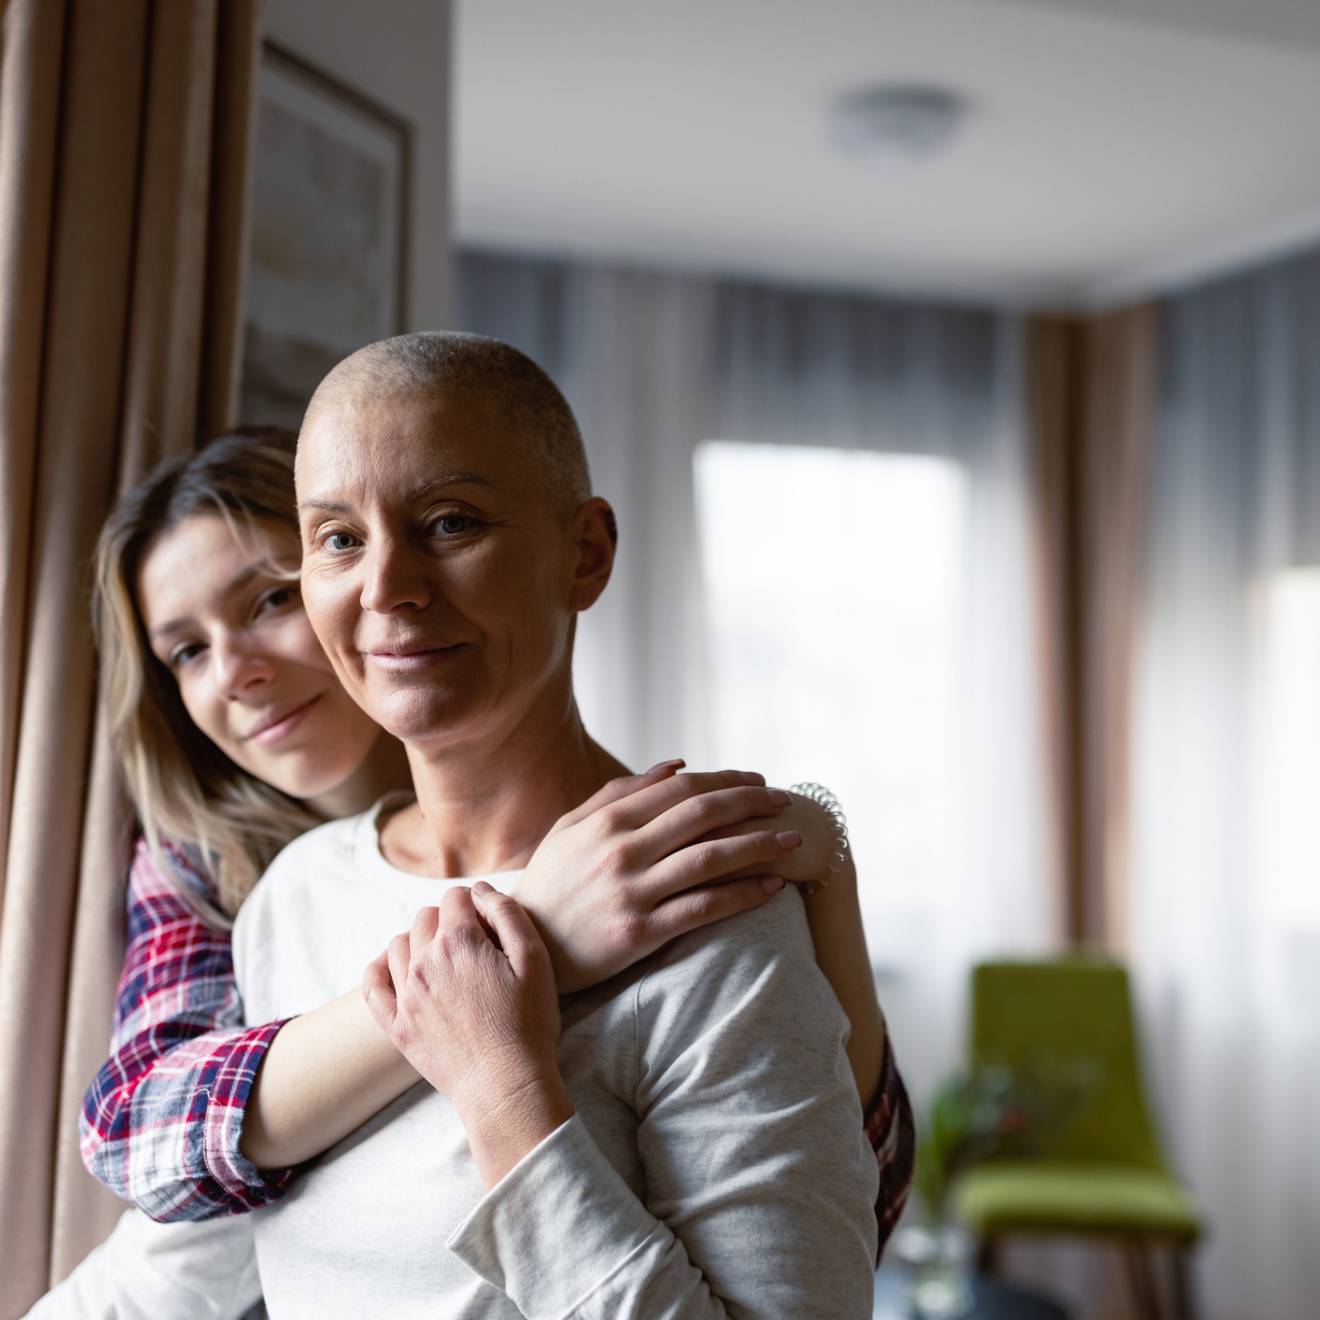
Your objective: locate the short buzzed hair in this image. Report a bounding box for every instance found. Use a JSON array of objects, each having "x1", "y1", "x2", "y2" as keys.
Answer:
[{"x1": 302, "y1": 331, "x2": 593, "y2": 523}]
